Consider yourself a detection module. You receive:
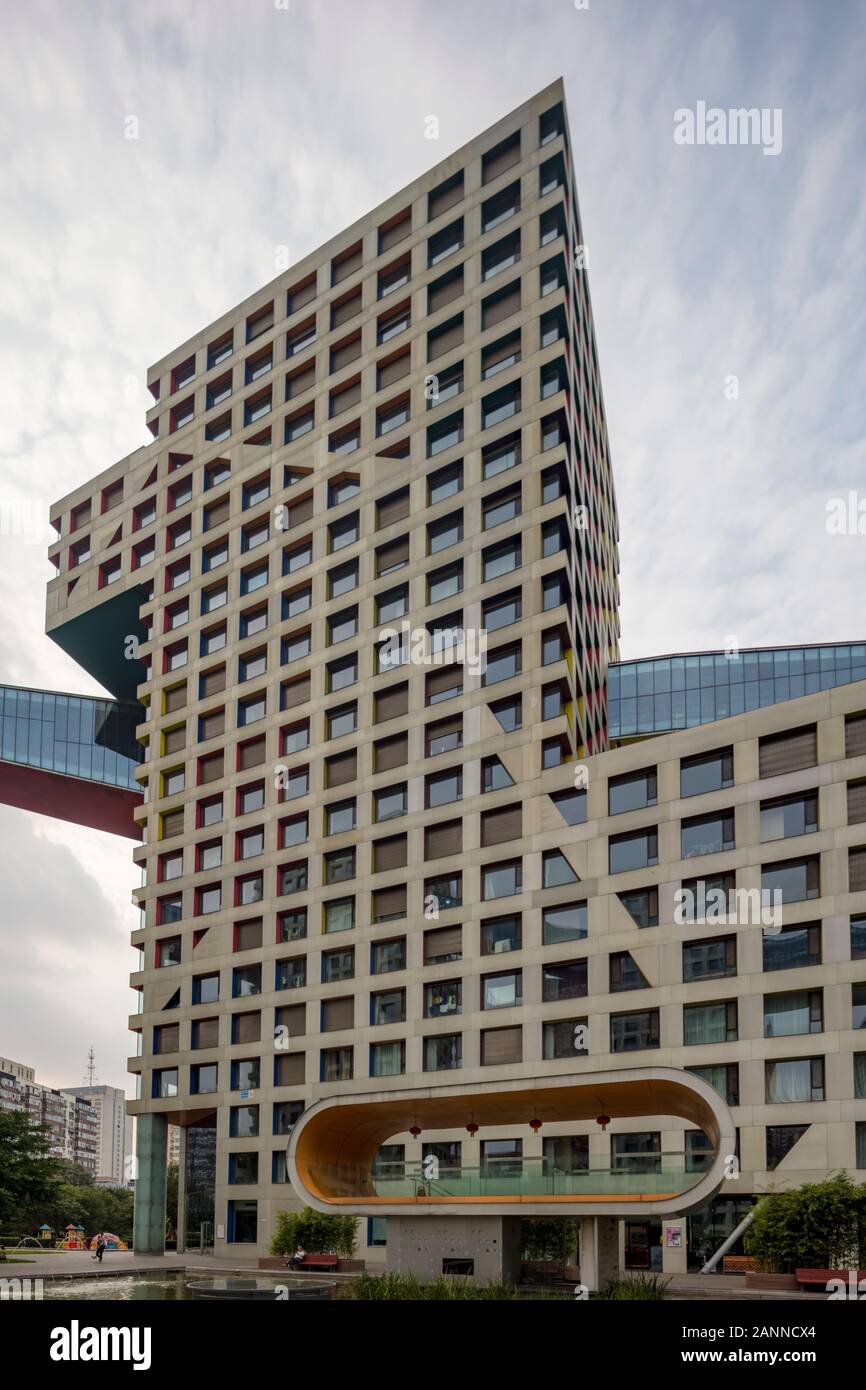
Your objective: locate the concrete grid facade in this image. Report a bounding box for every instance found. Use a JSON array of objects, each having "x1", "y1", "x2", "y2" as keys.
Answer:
[{"x1": 42, "y1": 79, "x2": 866, "y2": 1274}]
